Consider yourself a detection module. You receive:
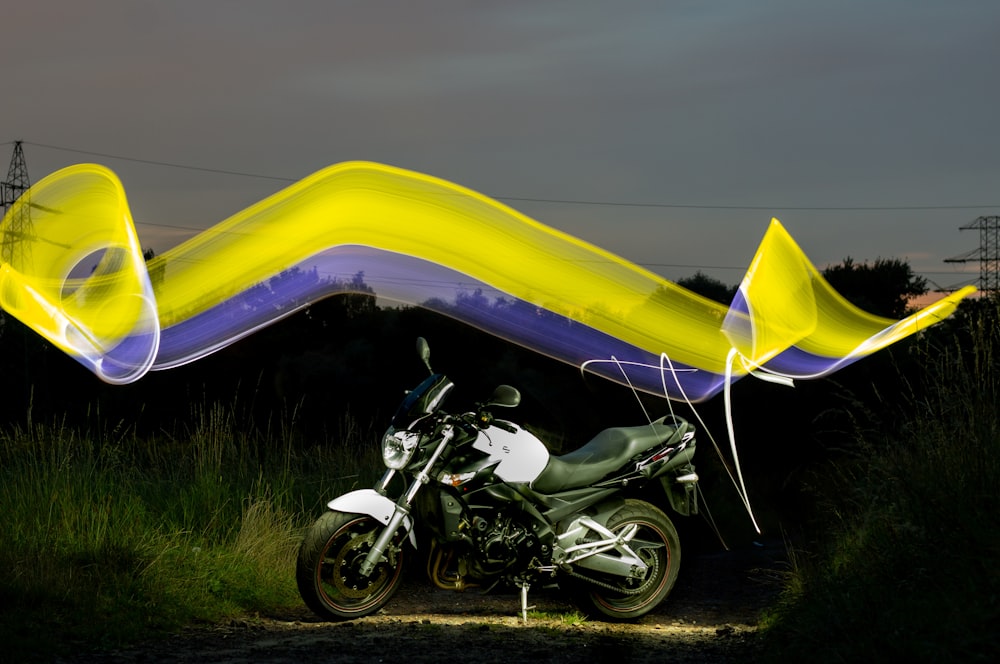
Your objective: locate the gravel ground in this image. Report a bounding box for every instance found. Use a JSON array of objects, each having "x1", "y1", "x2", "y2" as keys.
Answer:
[{"x1": 61, "y1": 539, "x2": 787, "y2": 664}]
